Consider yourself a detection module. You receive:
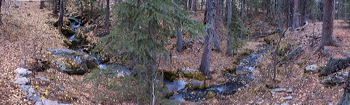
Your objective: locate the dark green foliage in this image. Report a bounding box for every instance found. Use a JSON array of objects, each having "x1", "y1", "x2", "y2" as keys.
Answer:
[
  {"x1": 227, "y1": 2, "x2": 249, "y2": 53},
  {"x1": 94, "y1": 0, "x2": 204, "y2": 65},
  {"x1": 89, "y1": 0, "x2": 204, "y2": 104},
  {"x1": 345, "y1": 1, "x2": 350, "y2": 27},
  {"x1": 164, "y1": 70, "x2": 179, "y2": 81}
]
